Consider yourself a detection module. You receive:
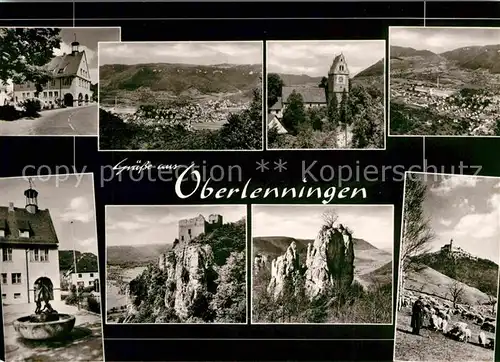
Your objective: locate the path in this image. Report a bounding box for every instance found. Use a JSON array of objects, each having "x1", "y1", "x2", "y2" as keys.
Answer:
[
  {"x1": 3, "y1": 300, "x2": 104, "y2": 361},
  {"x1": 0, "y1": 104, "x2": 97, "y2": 136}
]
